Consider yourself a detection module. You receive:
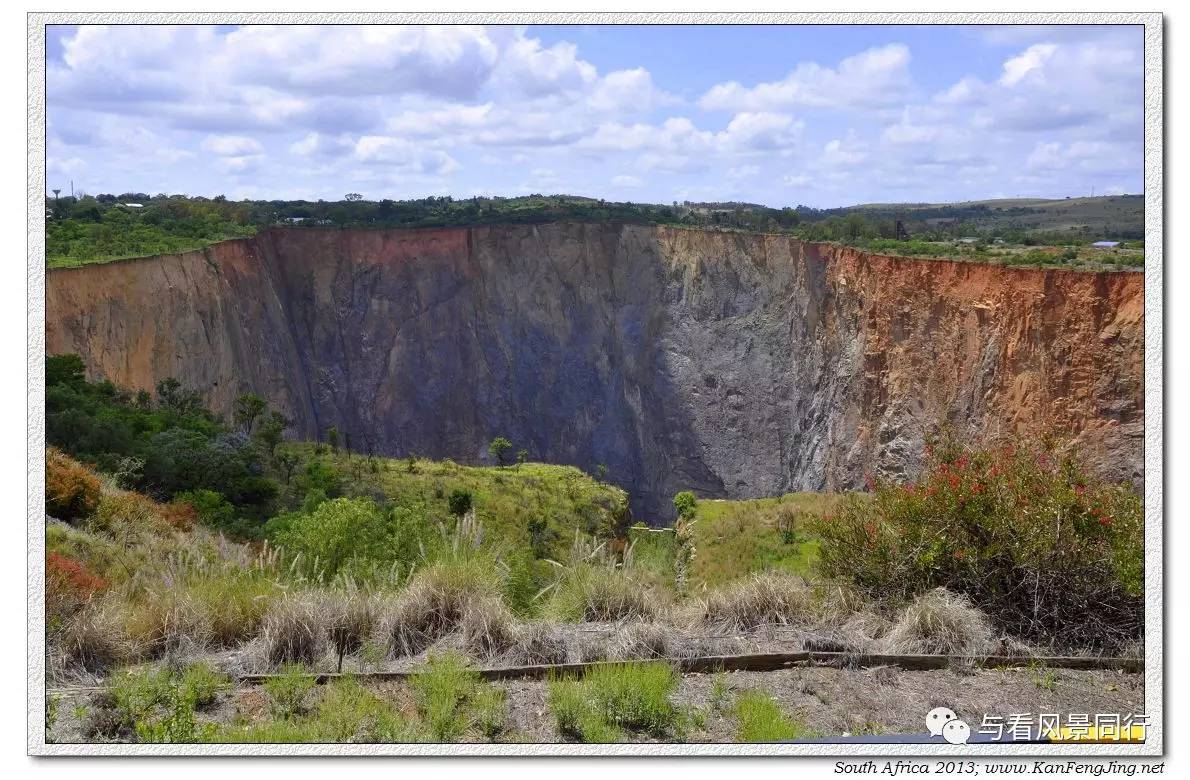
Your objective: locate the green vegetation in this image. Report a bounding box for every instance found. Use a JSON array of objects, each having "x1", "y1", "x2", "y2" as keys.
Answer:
[
  {"x1": 46, "y1": 353, "x2": 281, "y2": 532},
  {"x1": 810, "y1": 435, "x2": 1143, "y2": 651},
  {"x1": 104, "y1": 663, "x2": 229, "y2": 743},
  {"x1": 44, "y1": 362, "x2": 1145, "y2": 744},
  {"x1": 548, "y1": 661, "x2": 686, "y2": 742},
  {"x1": 45, "y1": 192, "x2": 1142, "y2": 268},
  {"x1": 410, "y1": 653, "x2": 506, "y2": 741},
  {"x1": 733, "y1": 690, "x2": 807, "y2": 743},
  {"x1": 263, "y1": 664, "x2": 317, "y2": 719},
  {"x1": 688, "y1": 492, "x2": 844, "y2": 588}
]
